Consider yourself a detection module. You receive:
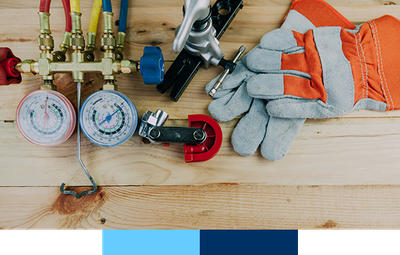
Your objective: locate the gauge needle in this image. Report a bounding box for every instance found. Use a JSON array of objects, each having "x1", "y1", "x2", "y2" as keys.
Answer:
[
  {"x1": 99, "y1": 104, "x2": 124, "y2": 126},
  {"x1": 43, "y1": 96, "x2": 49, "y2": 130}
]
